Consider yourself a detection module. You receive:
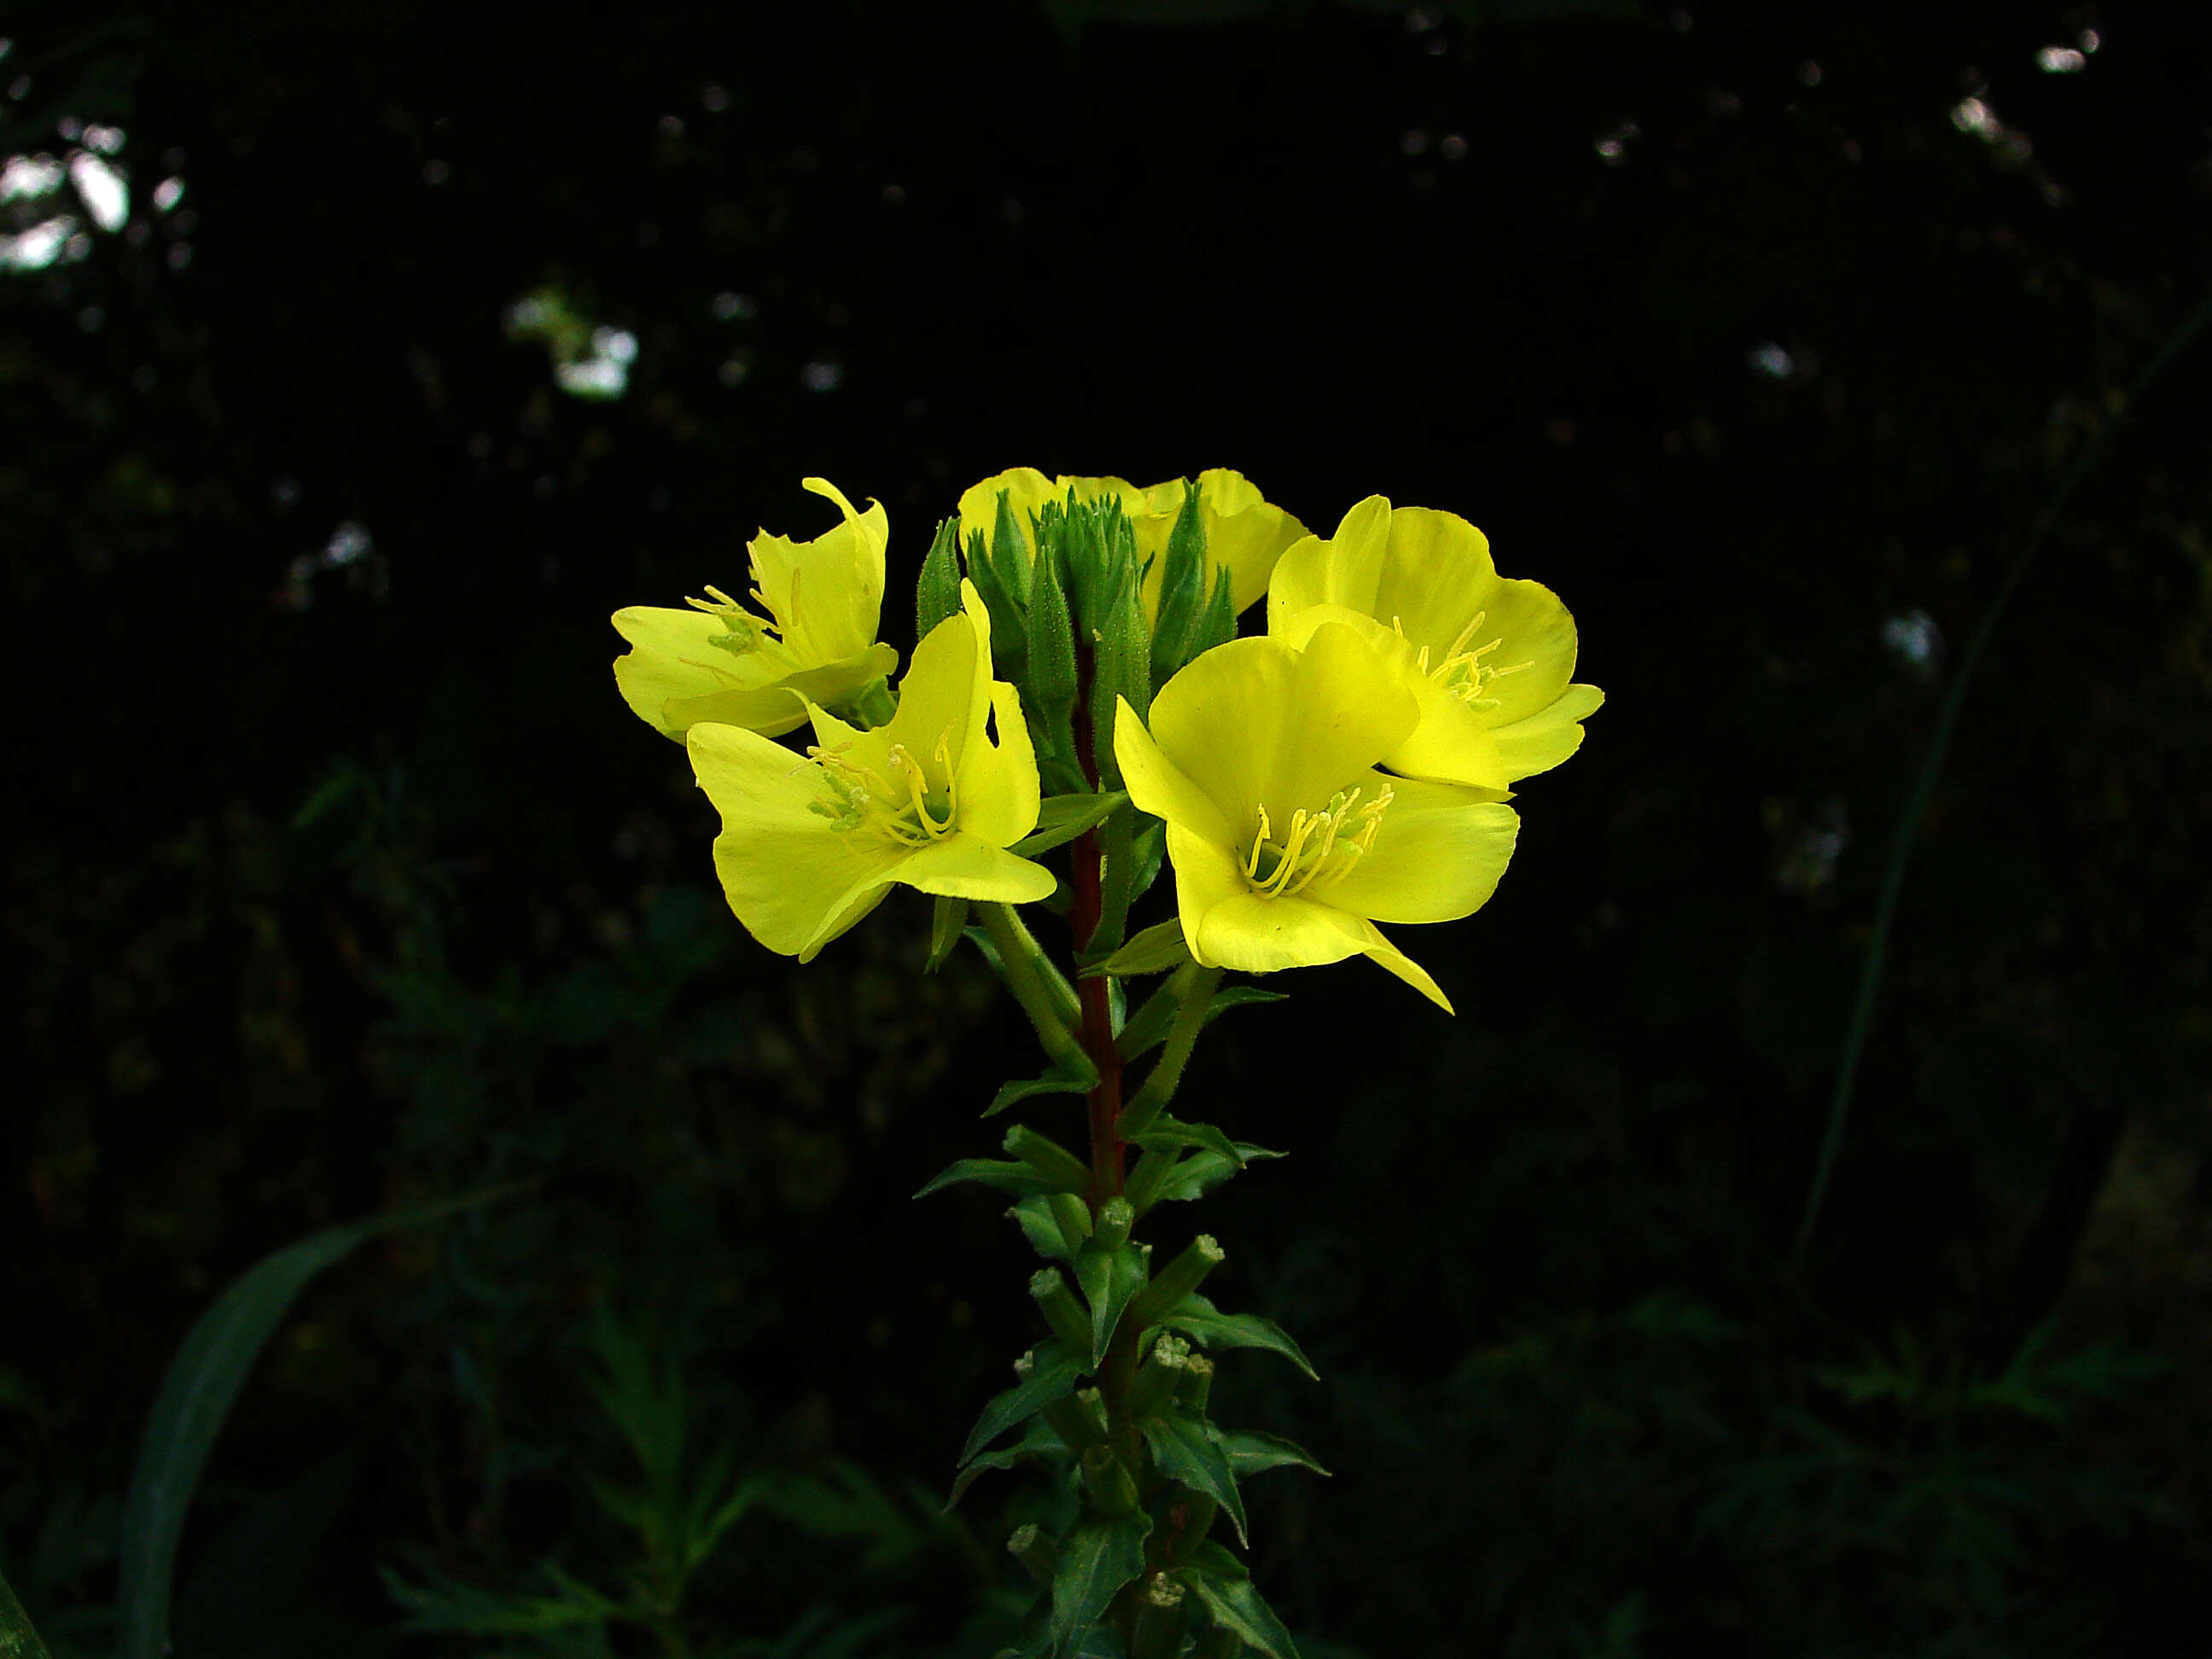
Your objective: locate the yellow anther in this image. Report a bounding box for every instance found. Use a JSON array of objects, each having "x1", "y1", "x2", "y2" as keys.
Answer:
[{"x1": 1241, "y1": 783, "x2": 1394, "y2": 899}]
